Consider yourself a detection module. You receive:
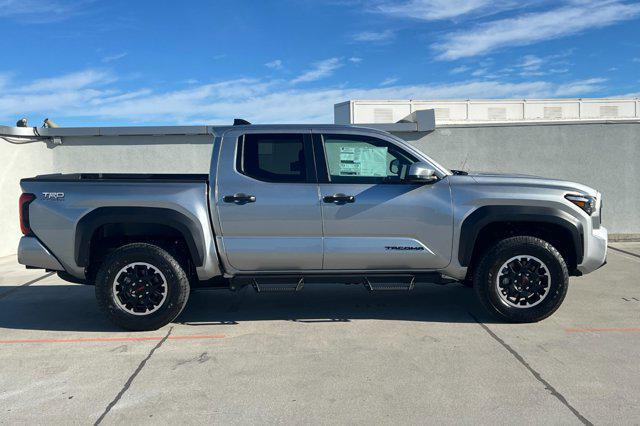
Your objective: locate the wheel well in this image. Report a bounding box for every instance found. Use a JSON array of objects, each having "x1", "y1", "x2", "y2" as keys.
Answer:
[
  {"x1": 85, "y1": 223, "x2": 195, "y2": 281},
  {"x1": 466, "y1": 221, "x2": 579, "y2": 279}
]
